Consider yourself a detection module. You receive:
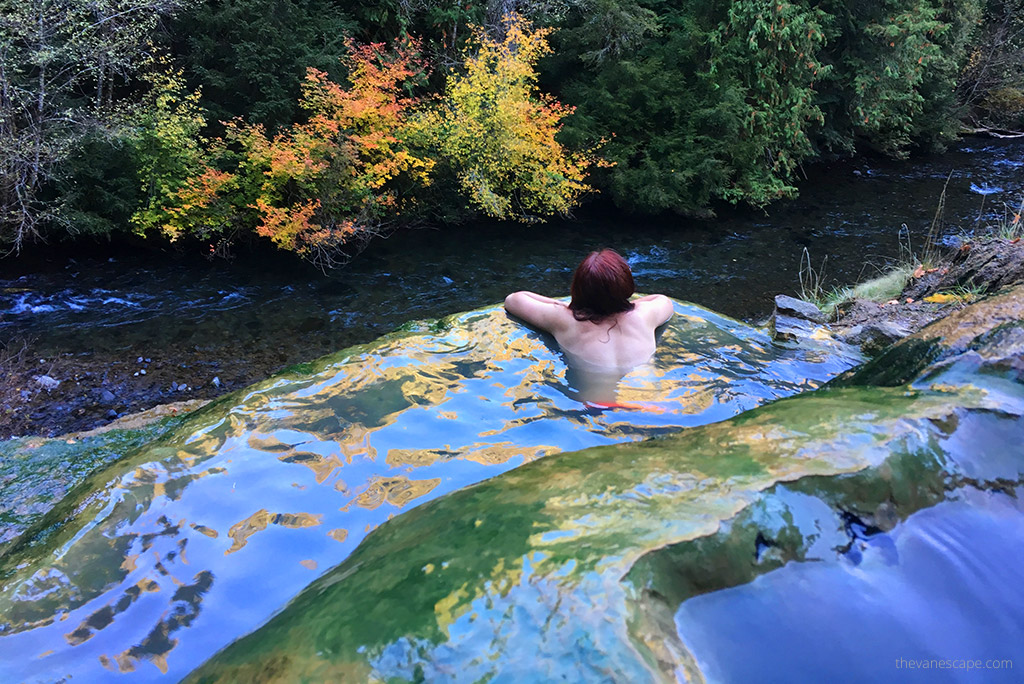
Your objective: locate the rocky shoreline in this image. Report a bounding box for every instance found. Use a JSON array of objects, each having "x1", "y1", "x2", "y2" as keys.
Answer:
[
  {"x1": 771, "y1": 237, "x2": 1024, "y2": 355},
  {"x1": 0, "y1": 331, "x2": 341, "y2": 440}
]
